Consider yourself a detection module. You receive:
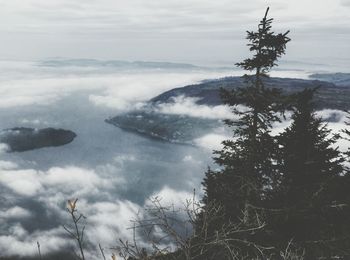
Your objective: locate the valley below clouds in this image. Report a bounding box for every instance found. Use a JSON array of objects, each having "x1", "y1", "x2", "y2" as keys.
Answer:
[{"x1": 0, "y1": 59, "x2": 348, "y2": 259}]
